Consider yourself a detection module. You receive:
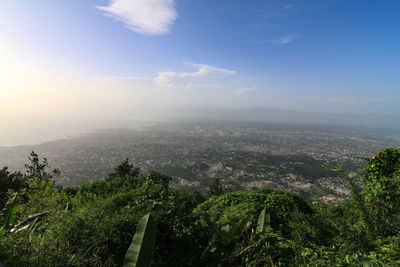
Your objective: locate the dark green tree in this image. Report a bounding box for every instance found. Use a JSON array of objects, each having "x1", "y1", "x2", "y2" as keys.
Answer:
[
  {"x1": 208, "y1": 178, "x2": 224, "y2": 197},
  {"x1": 359, "y1": 148, "x2": 400, "y2": 237},
  {"x1": 0, "y1": 167, "x2": 26, "y2": 206},
  {"x1": 24, "y1": 151, "x2": 60, "y2": 182},
  {"x1": 107, "y1": 158, "x2": 140, "y2": 180},
  {"x1": 145, "y1": 170, "x2": 171, "y2": 190}
]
